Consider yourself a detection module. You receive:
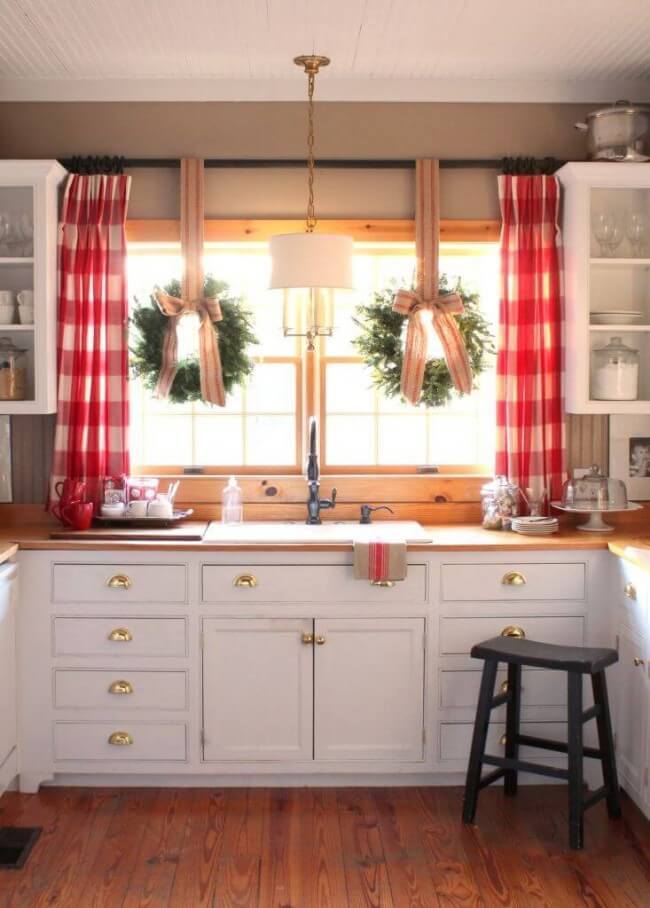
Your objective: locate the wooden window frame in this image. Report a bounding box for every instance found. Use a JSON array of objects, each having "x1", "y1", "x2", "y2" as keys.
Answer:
[{"x1": 127, "y1": 218, "x2": 499, "y2": 485}]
